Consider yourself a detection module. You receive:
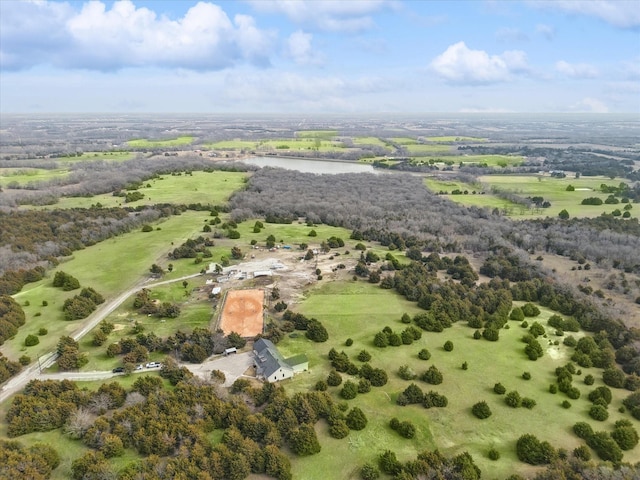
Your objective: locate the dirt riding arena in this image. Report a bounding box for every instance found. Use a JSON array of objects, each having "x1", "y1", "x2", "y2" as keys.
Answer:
[{"x1": 219, "y1": 289, "x2": 265, "y2": 337}]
